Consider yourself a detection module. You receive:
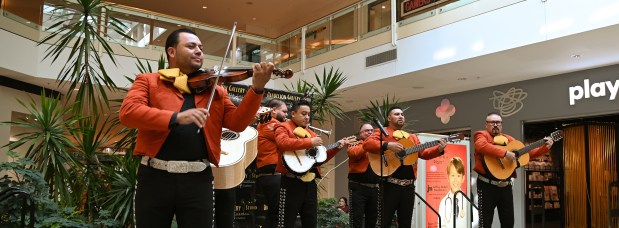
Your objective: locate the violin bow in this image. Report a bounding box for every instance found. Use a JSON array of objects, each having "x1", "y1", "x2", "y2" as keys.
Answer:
[{"x1": 198, "y1": 22, "x2": 237, "y2": 134}]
